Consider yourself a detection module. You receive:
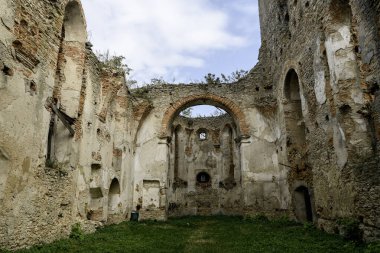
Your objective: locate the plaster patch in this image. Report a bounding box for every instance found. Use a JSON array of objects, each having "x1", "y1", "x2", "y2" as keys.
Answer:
[
  {"x1": 314, "y1": 71, "x2": 327, "y2": 105},
  {"x1": 333, "y1": 122, "x2": 348, "y2": 169}
]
